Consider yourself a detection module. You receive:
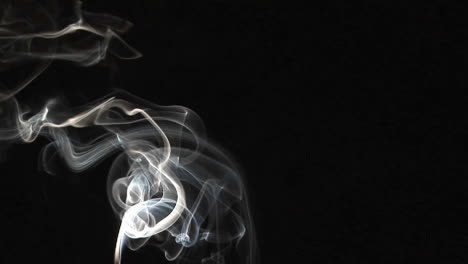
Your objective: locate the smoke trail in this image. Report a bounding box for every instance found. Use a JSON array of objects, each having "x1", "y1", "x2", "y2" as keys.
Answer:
[
  {"x1": 0, "y1": 1, "x2": 257, "y2": 263},
  {"x1": 0, "y1": 0, "x2": 140, "y2": 100}
]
